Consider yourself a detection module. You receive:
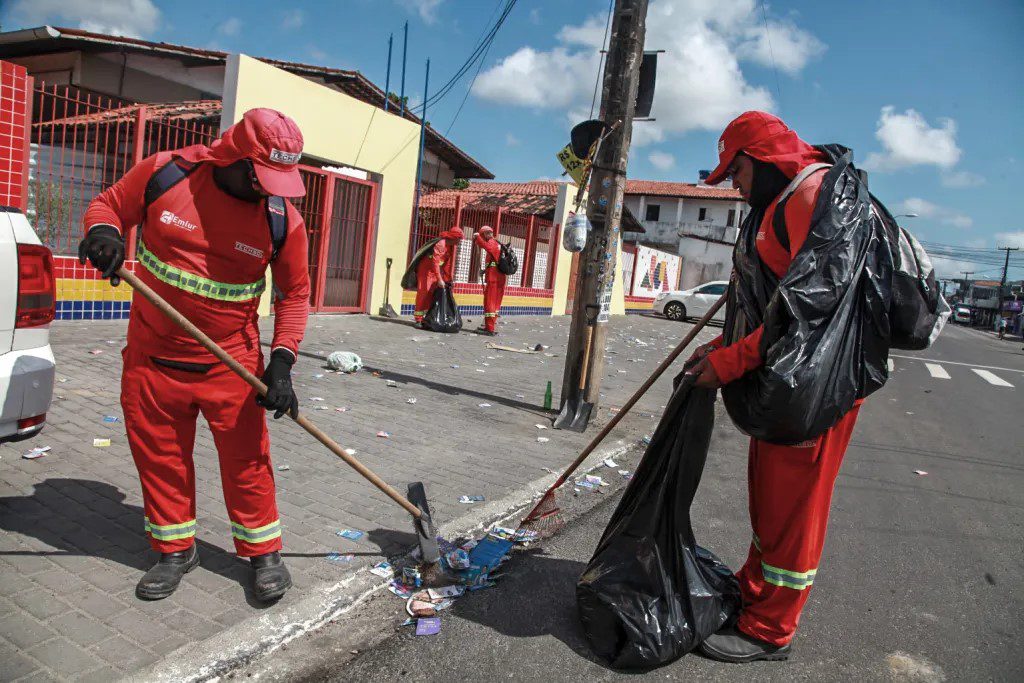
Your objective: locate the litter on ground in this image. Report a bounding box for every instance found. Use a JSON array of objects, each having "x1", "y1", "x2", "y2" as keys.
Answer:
[
  {"x1": 406, "y1": 398, "x2": 418, "y2": 404},
  {"x1": 459, "y1": 495, "x2": 485, "y2": 504},
  {"x1": 370, "y1": 562, "x2": 394, "y2": 578},
  {"x1": 914, "y1": 470, "x2": 928, "y2": 476},
  {"x1": 22, "y1": 446, "x2": 50, "y2": 460},
  {"x1": 537, "y1": 437, "x2": 550, "y2": 443},
  {"x1": 93, "y1": 438, "x2": 111, "y2": 448},
  {"x1": 336, "y1": 529, "x2": 364, "y2": 541},
  {"x1": 415, "y1": 617, "x2": 441, "y2": 636},
  {"x1": 377, "y1": 431, "x2": 391, "y2": 438},
  {"x1": 478, "y1": 403, "x2": 492, "y2": 408},
  {"x1": 603, "y1": 458, "x2": 619, "y2": 468},
  {"x1": 276, "y1": 464, "x2": 291, "y2": 471},
  {"x1": 102, "y1": 415, "x2": 119, "y2": 423},
  {"x1": 326, "y1": 553, "x2": 355, "y2": 564}
]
